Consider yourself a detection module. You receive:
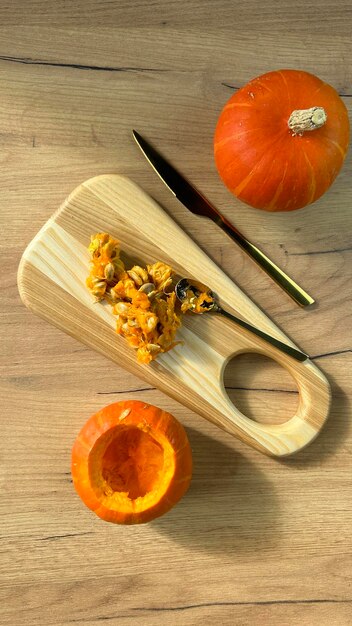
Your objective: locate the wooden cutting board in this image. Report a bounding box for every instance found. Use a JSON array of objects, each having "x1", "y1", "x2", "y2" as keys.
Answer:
[{"x1": 18, "y1": 174, "x2": 331, "y2": 456}]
